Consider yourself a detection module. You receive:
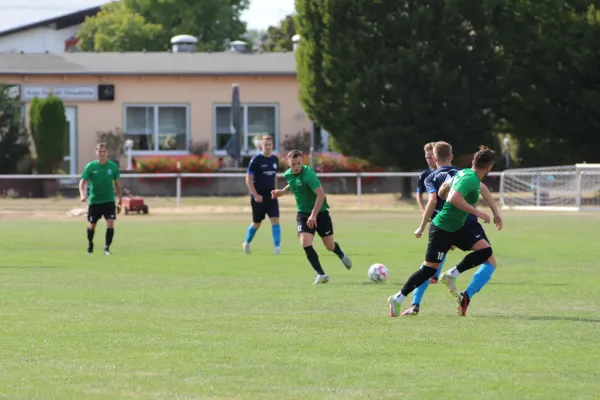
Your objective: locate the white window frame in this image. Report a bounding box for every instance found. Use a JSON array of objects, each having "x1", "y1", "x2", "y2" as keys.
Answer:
[
  {"x1": 123, "y1": 103, "x2": 190, "y2": 155},
  {"x1": 213, "y1": 103, "x2": 279, "y2": 156}
]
